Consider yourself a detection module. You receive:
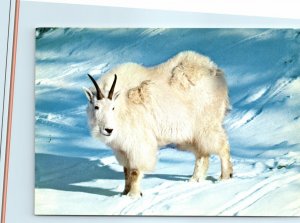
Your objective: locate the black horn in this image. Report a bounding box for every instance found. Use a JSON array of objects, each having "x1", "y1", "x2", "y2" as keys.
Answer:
[
  {"x1": 87, "y1": 74, "x2": 104, "y2": 100},
  {"x1": 108, "y1": 74, "x2": 117, "y2": 100}
]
